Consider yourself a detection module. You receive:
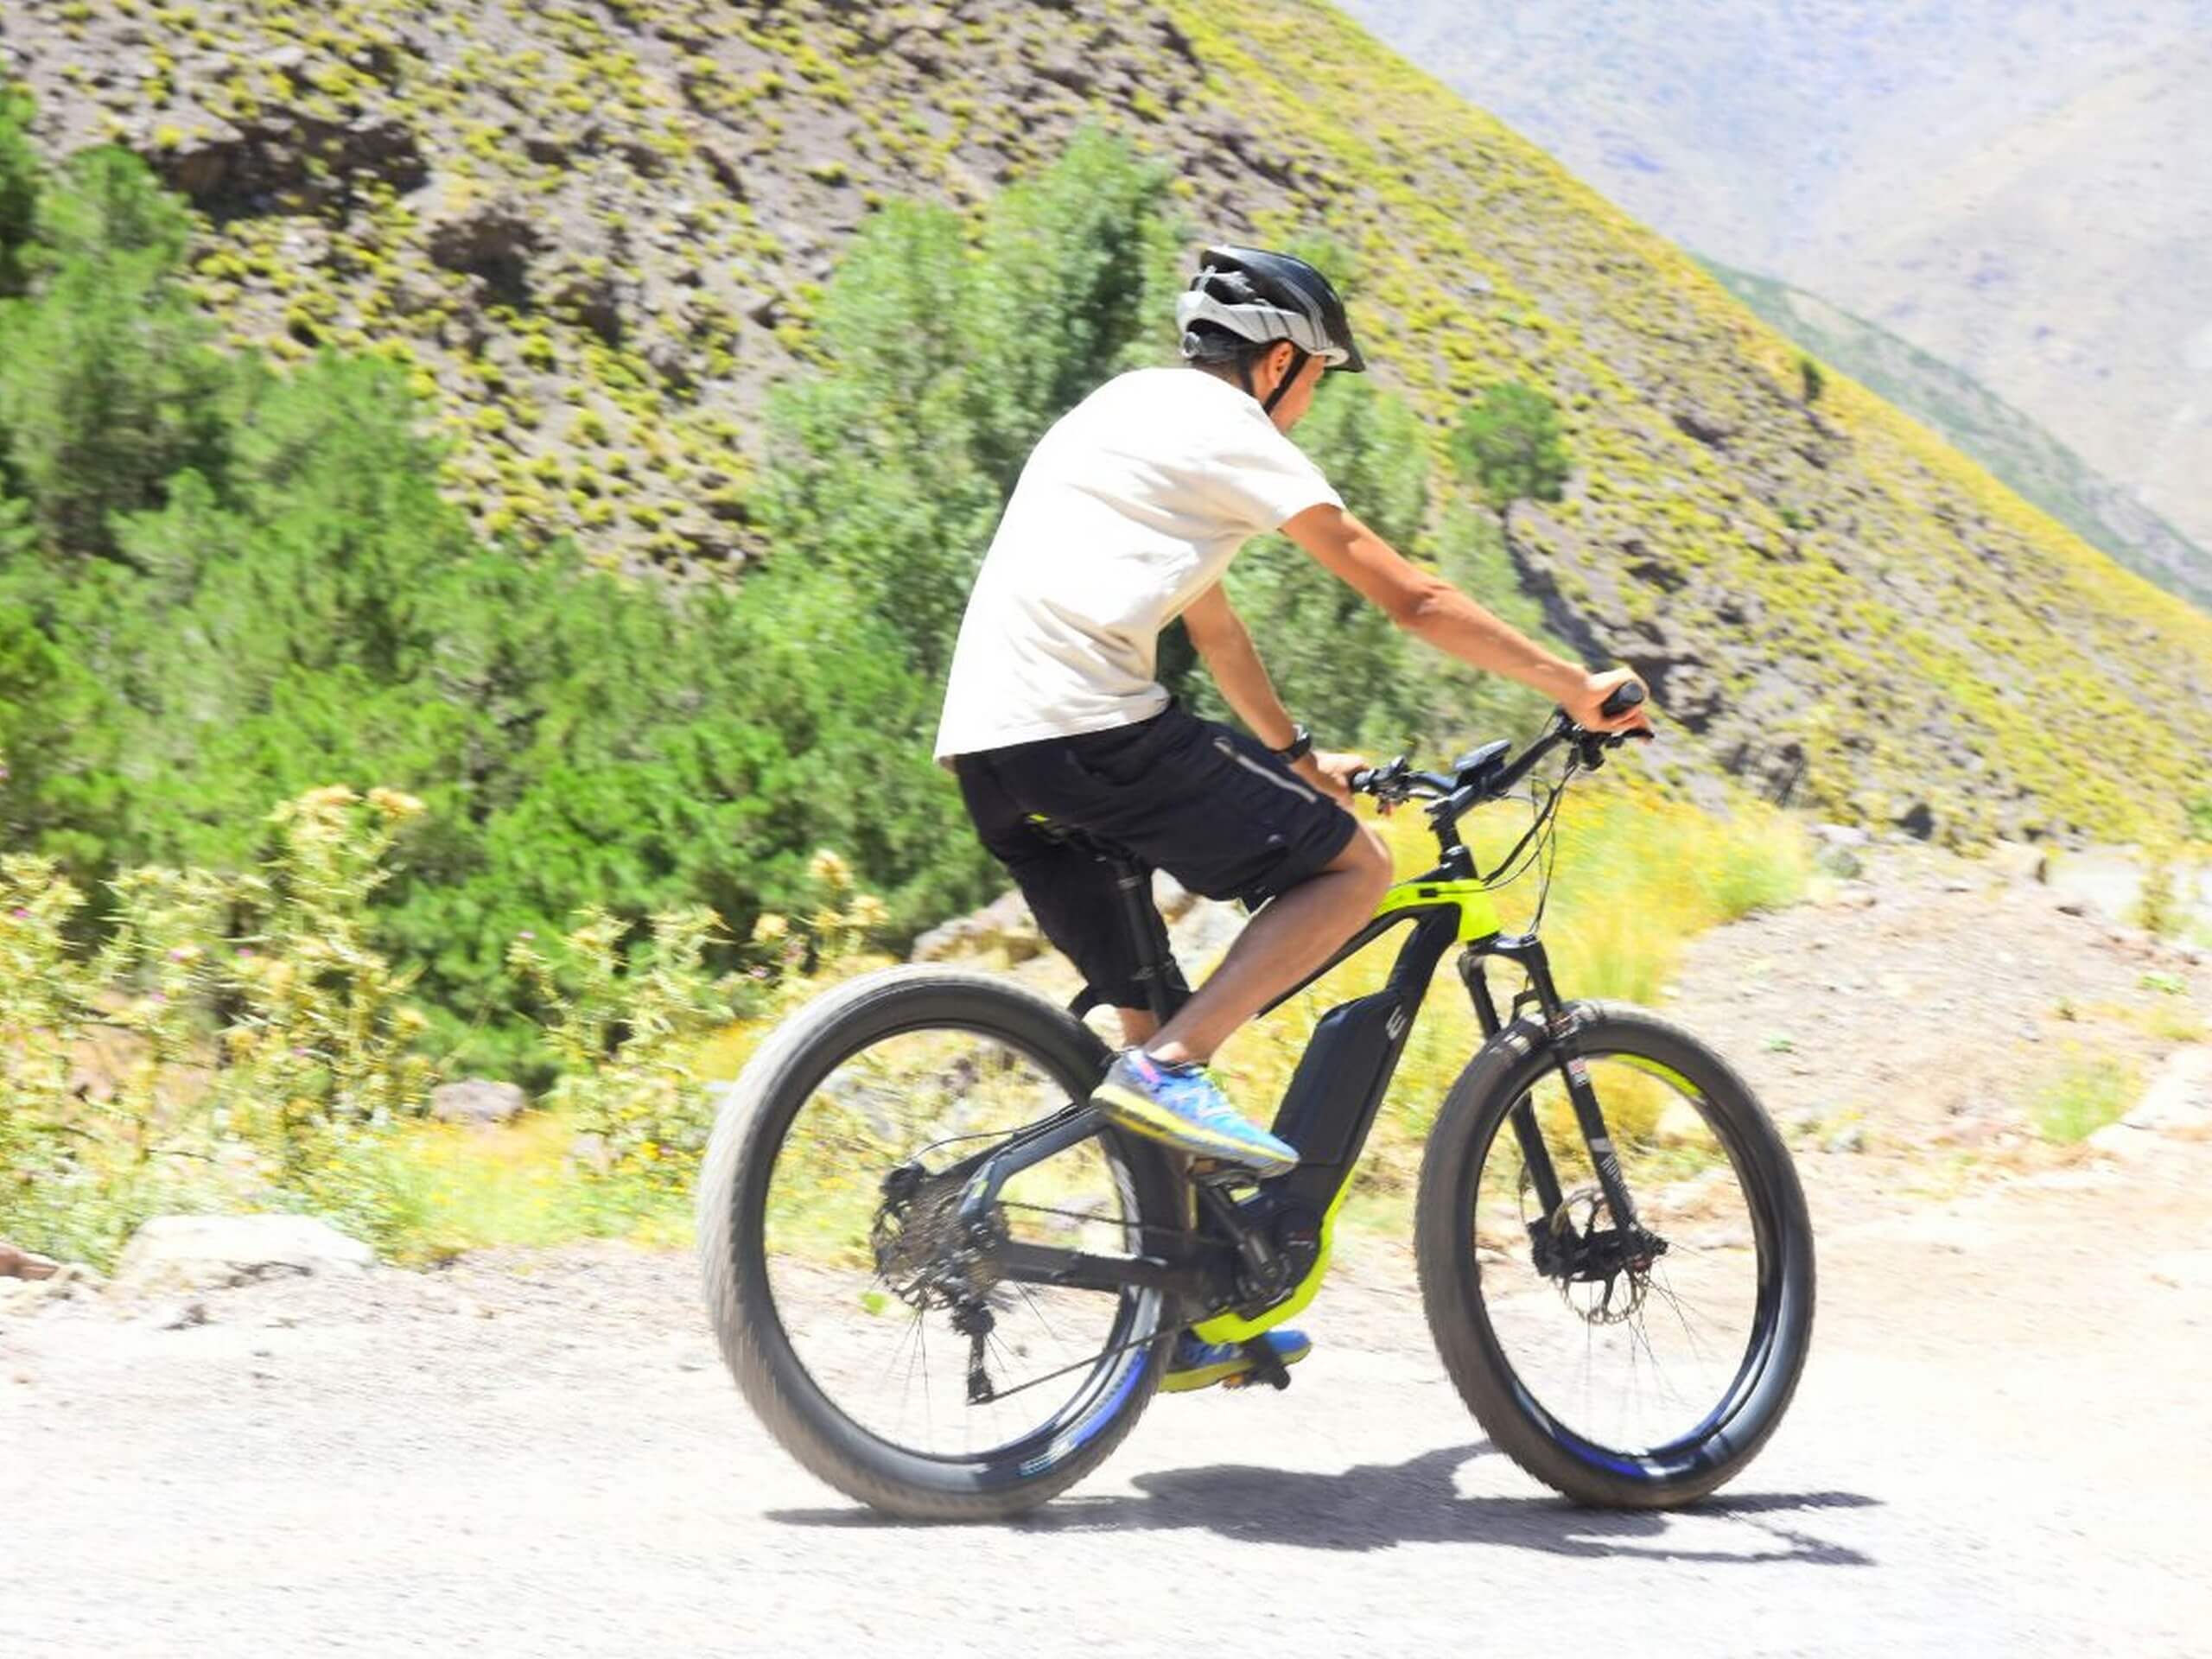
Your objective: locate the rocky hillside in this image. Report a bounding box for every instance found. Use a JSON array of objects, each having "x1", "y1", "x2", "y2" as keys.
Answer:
[
  {"x1": 1701, "y1": 259, "x2": 2212, "y2": 615},
  {"x1": 2, "y1": 0, "x2": 2209, "y2": 842}
]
